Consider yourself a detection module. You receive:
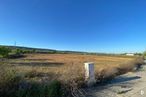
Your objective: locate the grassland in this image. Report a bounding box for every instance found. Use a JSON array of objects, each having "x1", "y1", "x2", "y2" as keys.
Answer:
[{"x1": 0, "y1": 53, "x2": 144, "y2": 97}]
